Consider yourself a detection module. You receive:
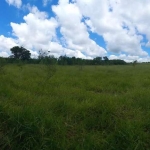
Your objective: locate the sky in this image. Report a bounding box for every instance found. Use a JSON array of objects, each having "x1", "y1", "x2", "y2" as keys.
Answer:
[{"x1": 1, "y1": 0, "x2": 150, "y2": 62}]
